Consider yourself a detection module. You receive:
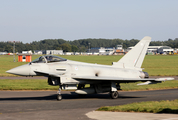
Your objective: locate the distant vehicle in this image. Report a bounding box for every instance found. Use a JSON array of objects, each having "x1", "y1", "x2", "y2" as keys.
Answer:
[{"x1": 6, "y1": 36, "x2": 174, "y2": 101}]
